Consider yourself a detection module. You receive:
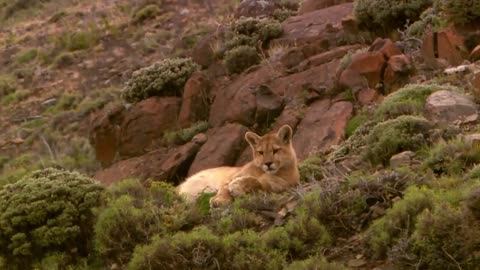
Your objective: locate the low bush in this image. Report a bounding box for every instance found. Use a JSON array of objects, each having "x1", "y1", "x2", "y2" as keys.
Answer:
[
  {"x1": 224, "y1": 45, "x2": 261, "y2": 74},
  {"x1": 363, "y1": 115, "x2": 433, "y2": 165},
  {"x1": 0, "y1": 168, "x2": 105, "y2": 269},
  {"x1": 422, "y1": 139, "x2": 480, "y2": 176},
  {"x1": 132, "y1": 4, "x2": 161, "y2": 24},
  {"x1": 122, "y1": 57, "x2": 199, "y2": 103},
  {"x1": 354, "y1": 0, "x2": 433, "y2": 33},
  {"x1": 439, "y1": 0, "x2": 480, "y2": 25},
  {"x1": 95, "y1": 179, "x2": 204, "y2": 267},
  {"x1": 374, "y1": 84, "x2": 459, "y2": 120},
  {"x1": 364, "y1": 186, "x2": 433, "y2": 259}
]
